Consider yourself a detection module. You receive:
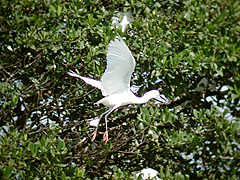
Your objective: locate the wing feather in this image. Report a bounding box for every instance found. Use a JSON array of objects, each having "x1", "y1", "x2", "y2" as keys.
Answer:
[
  {"x1": 101, "y1": 36, "x2": 136, "y2": 96},
  {"x1": 68, "y1": 71, "x2": 102, "y2": 90}
]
